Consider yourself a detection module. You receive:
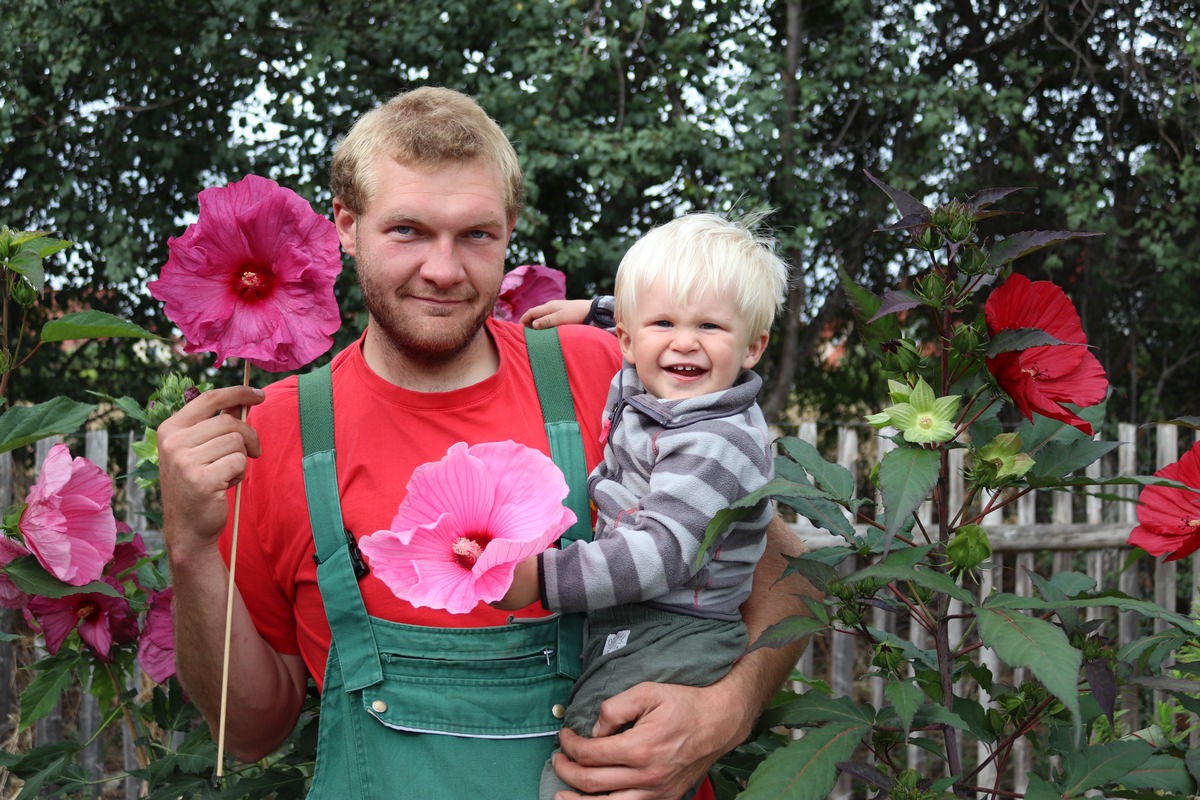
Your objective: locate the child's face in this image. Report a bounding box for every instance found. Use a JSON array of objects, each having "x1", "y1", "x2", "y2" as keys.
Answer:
[{"x1": 617, "y1": 279, "x2": 768, "y2": 400}]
